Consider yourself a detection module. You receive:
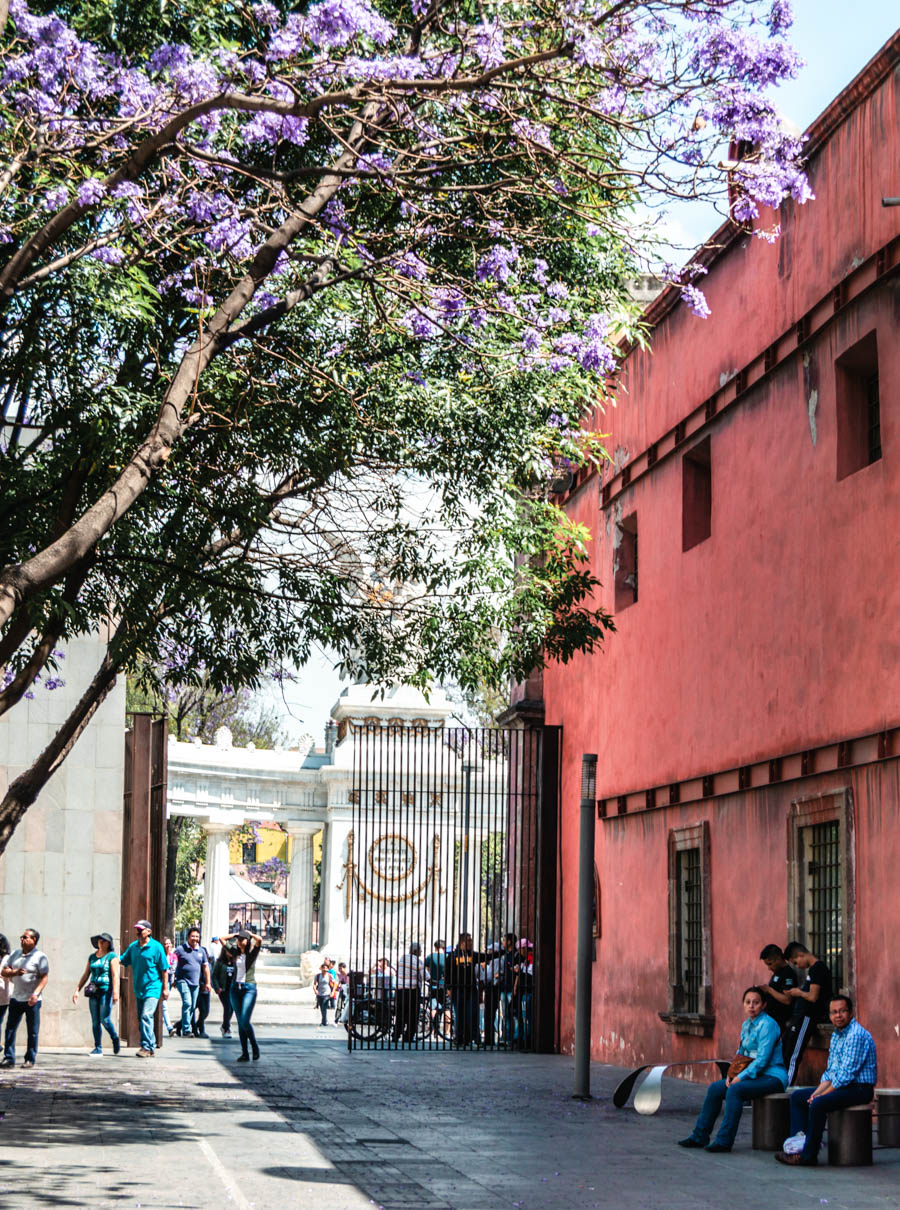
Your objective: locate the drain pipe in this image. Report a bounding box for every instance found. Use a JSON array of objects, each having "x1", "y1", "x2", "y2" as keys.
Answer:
[{"x1": 573, "y1": 754, "x2": 597, "y2": 1099}]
